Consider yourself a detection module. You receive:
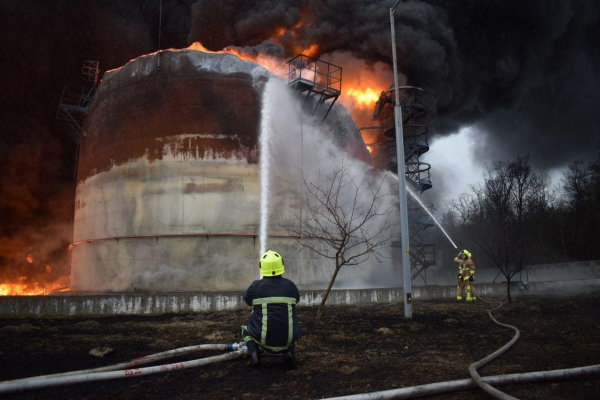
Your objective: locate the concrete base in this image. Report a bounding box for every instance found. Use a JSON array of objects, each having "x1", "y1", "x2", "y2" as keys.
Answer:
[{"x1": 1, "y1": 279, "x2": 598, "y2": 317}]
